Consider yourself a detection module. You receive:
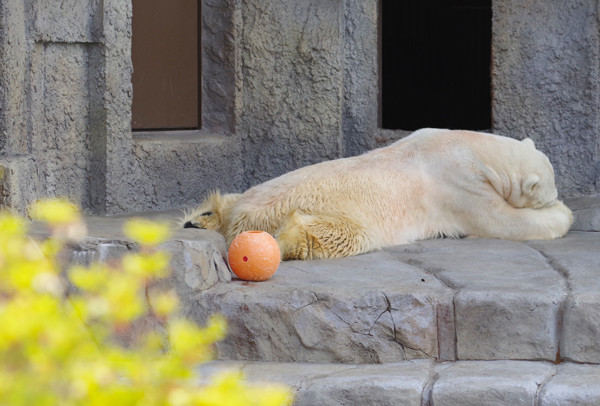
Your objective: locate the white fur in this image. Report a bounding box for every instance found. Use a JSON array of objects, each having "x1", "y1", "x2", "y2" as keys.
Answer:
[{"x1": 184, "y1": 129, "x2": 573, "y2": 260}]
